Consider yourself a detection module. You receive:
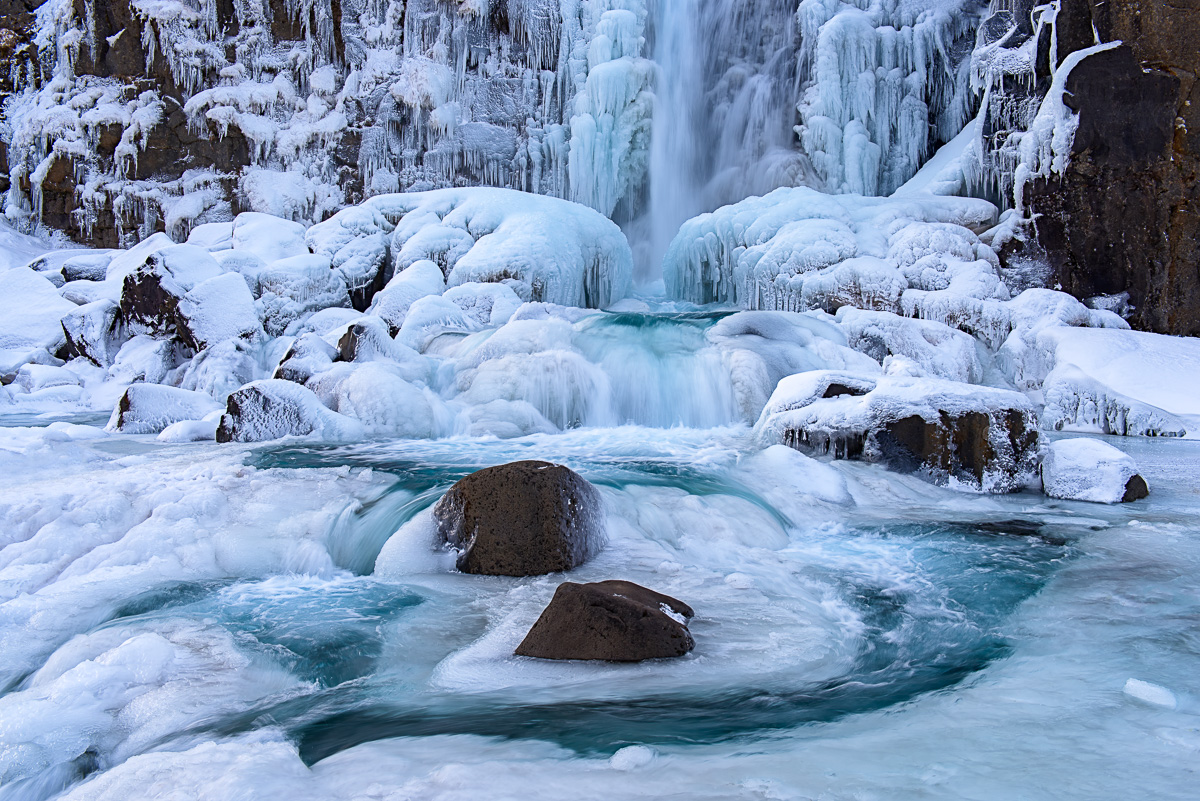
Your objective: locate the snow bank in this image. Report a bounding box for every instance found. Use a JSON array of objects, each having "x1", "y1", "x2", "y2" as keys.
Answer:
[
  {"x1": 0, "y1": 268, "x2": 77, "y2": 352},
  {"x1": 1041, "y1": 438, "x2": 1148, "y2": 504}
]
